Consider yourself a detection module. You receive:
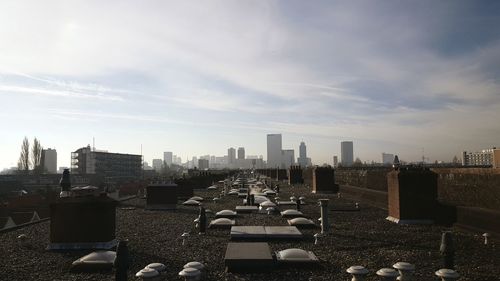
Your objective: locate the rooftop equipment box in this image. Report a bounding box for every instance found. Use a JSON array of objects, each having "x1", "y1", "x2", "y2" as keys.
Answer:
[
  {"x1": 387, "y1": 167, "x2": 438, "y2": 224},
  {"x1": 288, "y1": 166, "x2": 304, "y2": 185},
  {"x1": 49, "y1": 195, "x2": 116, "y2": 250},
  {"x1": 146, "y1": 183, "x2": 178, "y2": 210},
  {"x1": 312, "y1": 166, "x2": 339, "y2": 193}
]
